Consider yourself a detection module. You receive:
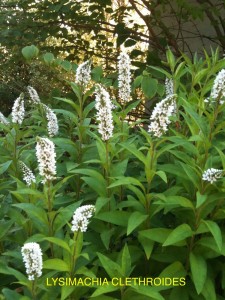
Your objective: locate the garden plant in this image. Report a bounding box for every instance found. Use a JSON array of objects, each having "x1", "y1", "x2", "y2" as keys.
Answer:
[{"x1": 0, "y1": 47, "x2": 225, "y2": 300}]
